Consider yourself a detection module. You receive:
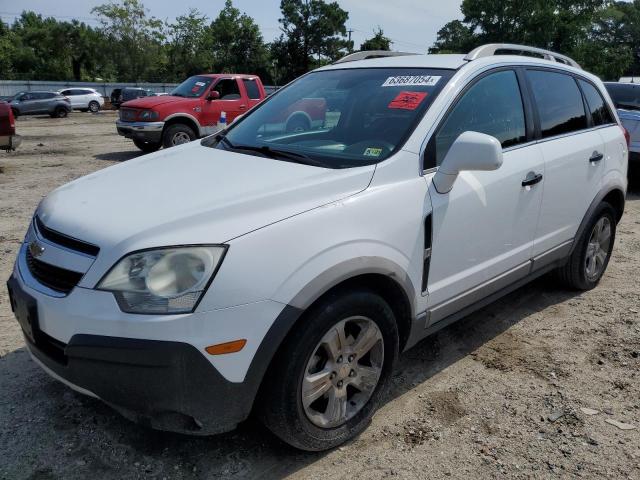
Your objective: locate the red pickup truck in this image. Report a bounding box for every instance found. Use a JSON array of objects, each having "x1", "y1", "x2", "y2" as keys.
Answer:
[
  {"x1": 116, "y1": 74, "x2": 267, "y2": 152},
  {"x1": 117, "y1": 74, "x2": 329, "y2": 152},
  {"x1": 0, "y1": 101, "x2": 21, "y2": 151}
]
